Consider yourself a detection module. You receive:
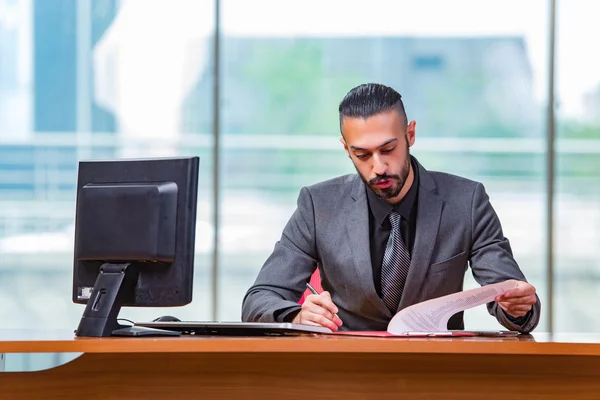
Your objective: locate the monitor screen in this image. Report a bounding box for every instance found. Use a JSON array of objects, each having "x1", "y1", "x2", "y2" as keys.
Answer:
[{"x1": 72, "y1": 156, "x2": 199, "y2": 337}]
